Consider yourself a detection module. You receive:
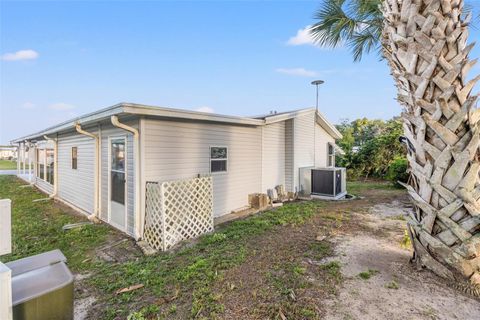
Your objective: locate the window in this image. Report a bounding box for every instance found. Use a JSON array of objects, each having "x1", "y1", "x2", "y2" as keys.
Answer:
[
  {"x1": 111, "y1": 139, "x2": 126, "y2": 204},
  {"x1": 46, "y1": 148, "x2": 54, "y2": 185},
  {"x1": 72, "y1": 147, "x2": 78, "y2": 169},
  {"x1": 327, "y1": 143, "x2": 335, "y2": 167},
  {"x1": 210, "y1": 147, "x2": 227, "y2": 173},
  {"x1": 37, "y1": 149, "x2": 45, "y2": 179}
]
